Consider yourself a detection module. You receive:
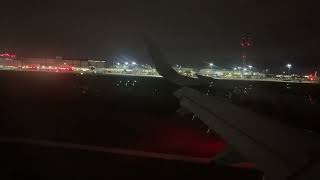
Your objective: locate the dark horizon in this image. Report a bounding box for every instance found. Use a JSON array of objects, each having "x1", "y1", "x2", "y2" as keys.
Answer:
[{"x1": 0, "y1": 0, "x2": 319, "y2": 73}]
